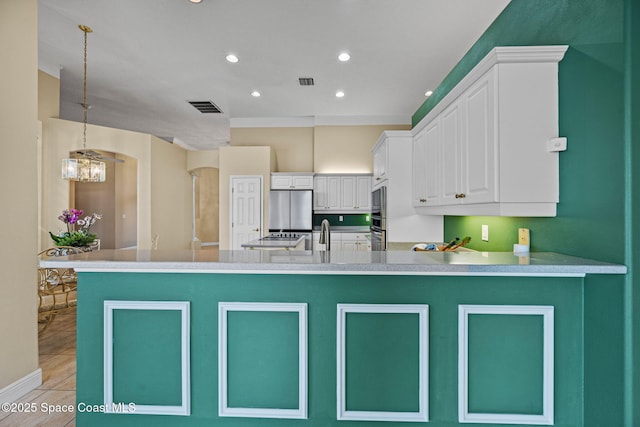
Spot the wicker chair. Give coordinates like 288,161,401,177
37,246,83,333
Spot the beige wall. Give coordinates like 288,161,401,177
231,127,314,172
41,118,197,250
150,136,192,250
0,0,39,390
38,70,59,121
228,124,410,174
115,153,138,248
74,156,117,248
195,168,219,243
313,124,410,173
187,149,219,171
218,146,272,249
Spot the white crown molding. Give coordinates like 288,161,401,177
413,45,568,135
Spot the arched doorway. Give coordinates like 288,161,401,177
72,151,138,249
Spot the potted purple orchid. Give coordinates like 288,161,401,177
50,209,102,248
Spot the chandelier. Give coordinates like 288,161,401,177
61,25,106,183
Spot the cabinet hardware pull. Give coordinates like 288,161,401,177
455,193,467,199
252,228,259,232
419,198,427,203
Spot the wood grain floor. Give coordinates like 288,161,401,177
0,312,76,427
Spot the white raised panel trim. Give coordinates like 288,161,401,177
458,304,554,425
336,303,429,422
103,300,191,416
218,302,308,419
412,45,568,135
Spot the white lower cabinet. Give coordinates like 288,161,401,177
340,233,371,251
312,232,371,251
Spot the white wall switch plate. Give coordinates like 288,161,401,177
518,228,530,245
481,224,489,241
547,137,567,152
339,215,343,221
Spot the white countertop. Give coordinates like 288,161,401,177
39,249,627,277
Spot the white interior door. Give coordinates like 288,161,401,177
230,175,263,250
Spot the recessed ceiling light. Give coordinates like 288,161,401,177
188,0,202,3
225,54,239,63
336,91,345,98
338,52,351,62
251,91,261,97
425,90,433,97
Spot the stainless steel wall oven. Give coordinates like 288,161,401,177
370,186,387,250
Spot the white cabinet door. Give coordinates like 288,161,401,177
355,175,372,210
315,175,371,212
341,175,371,211
461,70,497,204
372,139,388,186
313,176,328,210
340,176,357,209
413,120,440,206
440,100,463,205
271,175,292,189
314,175,341,211
272,174,314,189
339,233,371,251
291,174,314,189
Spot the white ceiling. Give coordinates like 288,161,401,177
38,0,510,150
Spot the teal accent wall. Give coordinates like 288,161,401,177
77,271,585,426
112,309,183,406
345,312,420,412
411,1,637,424
313,213,370,227
226,310,300,409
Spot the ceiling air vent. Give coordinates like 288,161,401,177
188,100,223,113
298,77,315,86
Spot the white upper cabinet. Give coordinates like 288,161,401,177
271,173,314,190
376,130,444,244
412,45,568,217
314,174,372,212
372,139,388,187
313,175,341,210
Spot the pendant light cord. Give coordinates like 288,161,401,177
79,25,92,150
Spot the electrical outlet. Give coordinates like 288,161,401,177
518,228,530,246
481,224,489,241
339,215,344,222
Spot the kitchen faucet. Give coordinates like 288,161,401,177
319,219,331,251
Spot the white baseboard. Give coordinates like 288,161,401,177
0,369,42,403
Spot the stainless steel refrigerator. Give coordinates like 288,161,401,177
269,190,313,248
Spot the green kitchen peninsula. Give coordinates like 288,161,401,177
41,249,625,427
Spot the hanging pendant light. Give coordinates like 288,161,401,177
61,25,106,183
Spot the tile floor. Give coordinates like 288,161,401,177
0,312,76,426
